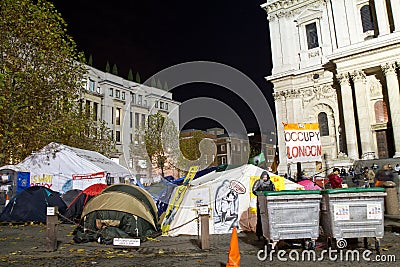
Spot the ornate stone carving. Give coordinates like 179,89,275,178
285,88,302,99
267,14,278,21
366,75,383,98
381,62,397,76
351,70,366,83
273,91,286,101
303,84,336,102
336,73,350,86
264,0,326,20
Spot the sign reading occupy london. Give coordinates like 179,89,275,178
283,123,322,163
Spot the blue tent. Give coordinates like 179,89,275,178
146,178,177,216
145,167,217,215
0,186,66,223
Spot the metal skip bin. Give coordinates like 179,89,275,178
320,187,386,253
257,190,322,250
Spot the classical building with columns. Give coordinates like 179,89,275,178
261,0,400,175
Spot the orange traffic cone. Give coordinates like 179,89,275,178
5,194,9,206
226,226,240,266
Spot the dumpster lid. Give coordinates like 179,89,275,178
259,190,321,196
321,187,386,194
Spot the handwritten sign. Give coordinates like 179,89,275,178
284,123,322,163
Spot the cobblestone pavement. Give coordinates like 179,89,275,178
0,222,399,267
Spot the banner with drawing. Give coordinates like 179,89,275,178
213,179,245,234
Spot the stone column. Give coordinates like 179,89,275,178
352,70,374,155
285,90,295,122
382,62,400,157
374,0,390,35
274,92,288,175
337,73,359,159
389,0,400,32
292,97,304,123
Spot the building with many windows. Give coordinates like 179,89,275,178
209,129,250,166
178,128,279,168
262,0,400,175
179,128,250,167
82,65,180,178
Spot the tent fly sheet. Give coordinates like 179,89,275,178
162,164,303,236
73,184,160,244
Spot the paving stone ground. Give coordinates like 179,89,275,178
0,220,399,267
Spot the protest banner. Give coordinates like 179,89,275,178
283,123,322,163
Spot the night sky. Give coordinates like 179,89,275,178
52,0,274,132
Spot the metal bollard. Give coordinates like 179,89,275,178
383,181,400,215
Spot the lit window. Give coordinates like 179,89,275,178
138,95,142,105
374,100,388,123
116,108,121,125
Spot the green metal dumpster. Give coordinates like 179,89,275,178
320,187,386,252
257,190,321,250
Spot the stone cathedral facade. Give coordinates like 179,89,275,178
261,0,400,175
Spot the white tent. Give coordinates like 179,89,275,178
162,164,303,236
9,142,132,193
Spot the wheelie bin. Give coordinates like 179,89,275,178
257,190,321,250
320,187,386,253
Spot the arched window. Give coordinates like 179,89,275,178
360,5,375,32
318,112,329,136
374,100,388,123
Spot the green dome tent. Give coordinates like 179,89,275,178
73,184,160,244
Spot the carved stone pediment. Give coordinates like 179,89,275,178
294,8,323,25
